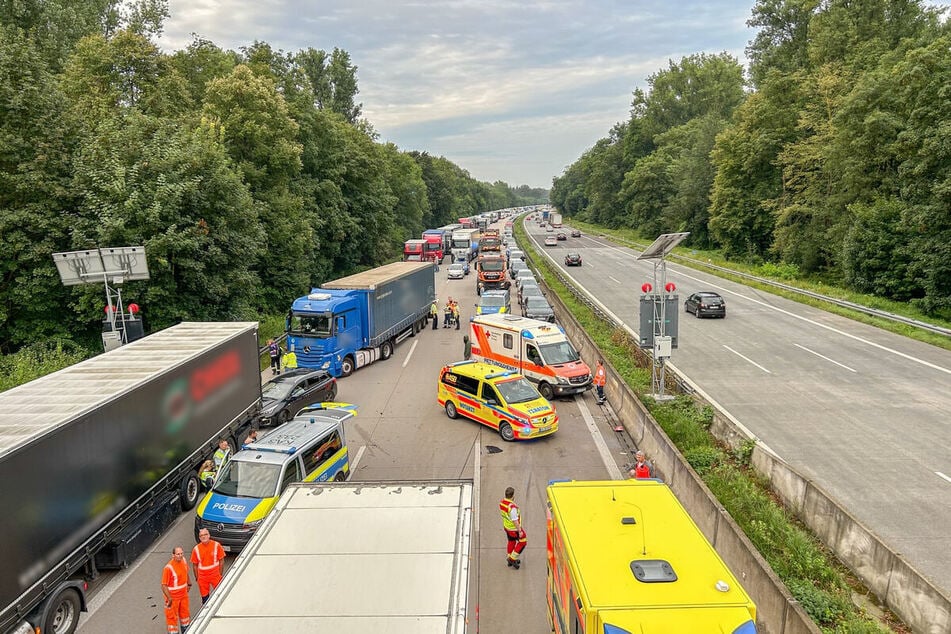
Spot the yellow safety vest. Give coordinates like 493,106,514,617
499,498,519,531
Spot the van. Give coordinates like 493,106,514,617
437,360,558,441
194,406,352,551
469,314,592,400
477,289,511,315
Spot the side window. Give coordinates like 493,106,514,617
526,344,542,366
291,383,307,398
455,374,480,395
503,333,514,349
280,458,302,493
303,430,343,475
482,384,500,405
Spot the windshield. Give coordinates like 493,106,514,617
496,377,541,404
261,379,294,401
538,340,580,364
213,460,282,499
526,297,550,308
480,260,505,272
424,243,440,253
481,295,507,307
451,238,470,248
292,314,331,337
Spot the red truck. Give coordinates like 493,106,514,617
421,230,446,263
402,239,426,261
476,252,510,295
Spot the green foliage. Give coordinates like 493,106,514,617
683,446,724,474
756,261,802,280
786,579,851,626
0,340,91,391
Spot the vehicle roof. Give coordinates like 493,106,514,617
448,262,465,268
233,412,351,464
265,368,329,384
472,313,565,335
0,322,258,459
697,291,724,297
321,261,431,290
445,360,521,382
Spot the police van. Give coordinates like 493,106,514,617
194,405,352,551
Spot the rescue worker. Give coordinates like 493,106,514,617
499,487,526,569
451,302,460,330
431,299,439,330
629,450,655,479
161,546,192,633
593,358,606,404
191,529,226,604
282,347,297,370
242,429,258,446
198,460,216,489
267,339,280,375
212,438,230,471
444,298,454,328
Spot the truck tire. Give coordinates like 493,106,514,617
499,422,516,442
445,401,458,419
538,382,554,400
341,356,355,377
180,473,201,510
381,340,394,360
44,588,81,634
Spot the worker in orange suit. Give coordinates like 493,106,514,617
191,528,226,604
161,546,192,633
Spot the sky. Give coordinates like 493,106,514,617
158,1,755,189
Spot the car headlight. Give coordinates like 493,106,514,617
557,376,570,385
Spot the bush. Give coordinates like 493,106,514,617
757,261,802,280
684,446,723,474
0,340,91,392
786,579,850,626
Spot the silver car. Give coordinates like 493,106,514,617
447,263,466,279
523,296,555,322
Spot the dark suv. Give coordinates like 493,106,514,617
684,292,727,318
564,252,582,266
259,368,337,426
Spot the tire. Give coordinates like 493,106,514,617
327,384,338,401
381,340,394,361
179,473,200,510
341,356,355,377
44,588,81,634
538,382,554,400
445,401,458,419
278,409,291,424
334,470,347,482
695,308,702,319
499,422,515,442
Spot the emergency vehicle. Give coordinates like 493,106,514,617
194,405,353,551
469,314,592,400
546,479,758,634
437,361,558,441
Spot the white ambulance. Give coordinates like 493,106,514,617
469,314,592,400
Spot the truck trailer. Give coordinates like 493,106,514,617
286,261,435,377
0,322,262,634
187,480,473,633
451,228,481,262
550,212,562,228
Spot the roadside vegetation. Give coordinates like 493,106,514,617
516,221,905,633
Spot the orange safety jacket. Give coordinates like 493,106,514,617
593,365,606,387
162,559,190,598
191,540,225,576
499,497,519,531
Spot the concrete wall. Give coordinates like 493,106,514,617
538,260,951,633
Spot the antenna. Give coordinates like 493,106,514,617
621,501,648,556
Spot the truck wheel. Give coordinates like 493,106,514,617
445,401,458,419
341,356,355,377
180,473,200,510
499,422,516,442
538,382,554,400
381,340,394,360
45,588,81,634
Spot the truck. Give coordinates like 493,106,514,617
0,322,261,634
550,212,563,228
421,229,447,263
478,228,502,254
286,261,435,377
437,223,462,255
546,479,757,633
187,480,473,633
475,252,510,295
402,238,426,261
542,209,550,223
451,227,481,262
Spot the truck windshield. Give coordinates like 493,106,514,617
292,314,332,337
496,377,540,404
538,341,580,365
480,260,505,272
451,239,470,248
213,460,282,499
424,243,440,253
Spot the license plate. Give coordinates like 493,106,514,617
222,545,231,552
538,426,551,433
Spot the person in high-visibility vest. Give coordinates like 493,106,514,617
593,358,606,404
161,546,192,634
191,529,226,604
198,460,216,489
212,438,230,471
431,300,439,330
499,487,526,569
282,348,297,370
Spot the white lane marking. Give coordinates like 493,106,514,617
793,343,857,373
722,345,772,374
402,338,419,368
608,276,622,285
351,444,367,472
575,395,624,480
473,435,481,534
936,472,951,485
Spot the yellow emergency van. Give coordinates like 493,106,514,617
437,360,558,441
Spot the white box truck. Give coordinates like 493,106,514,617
187,480,473,634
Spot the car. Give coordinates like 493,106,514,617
514,269,535,288
437,361,558,441
518,282,543,307
523,296,555,322
510,259,528,279
447,263,466,279
454,256,470,275
564,252,582,266
684,291,727,318
259,368,338,427
476,289,511,315
509,249,524,263
546,225,554,232
570,229,582,238
544,236,557,246
556,232,567,241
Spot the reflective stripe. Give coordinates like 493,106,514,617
499,498,518,531
192,542,222,570
165,564,187,591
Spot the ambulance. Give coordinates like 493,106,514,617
469,314,592,400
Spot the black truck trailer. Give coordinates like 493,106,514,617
0,322,262,634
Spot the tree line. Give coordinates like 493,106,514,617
0,0,547,353
550,0,949,317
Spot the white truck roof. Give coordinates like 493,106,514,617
188,480,473,634
321,261,432,290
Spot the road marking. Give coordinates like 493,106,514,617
608,276,622,285
575,395,623,480
402,339,419,368
351,444,367,472
473,435,481,534
793,343,857,373
722,345,772,374
937,472,951,485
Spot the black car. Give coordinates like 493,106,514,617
556,232,567,241
259,368,337,426
684,292,727,318
570,229,582,238
564,252,582,266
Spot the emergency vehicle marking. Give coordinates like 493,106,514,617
439,382,557,439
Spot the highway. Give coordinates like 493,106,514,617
75,220,632,633
523,217,951,598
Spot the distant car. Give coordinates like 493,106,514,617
570,229,582,238
259,368,337,426
447,263,466,279
544,236,557,246
518,282,542,307
509,249,524,263
564,252,582,266
546,225,554,232
510,260,528,279
523,296,555,322
556,232,567,241
514,269,535,288
684,291,727,318
454,257,470,275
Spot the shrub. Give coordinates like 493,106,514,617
786,579,850,626
684,446,723,474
